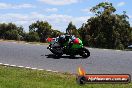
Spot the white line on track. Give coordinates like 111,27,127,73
25,67,31,69
0,63,62,74
18,66,24,68
10,65,16,67
31,68,37,70
4,64,10,66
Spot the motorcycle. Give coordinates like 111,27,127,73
46,37,90,58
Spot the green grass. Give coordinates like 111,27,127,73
0,65,131,88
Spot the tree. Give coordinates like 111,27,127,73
0,23,24,40
79,2,131,49
50,30,62,38
66,22,79,37
0,23,7,39
24,32,40,42
5,30,19,40
29,21,52,42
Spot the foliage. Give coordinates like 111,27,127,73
29,21,53,42
78,2,132,49
0,21,62,42
50,30,62,38
0,23,24,40
4,30,19,40
24,32,40,42
29,20,62,42
66,22,80,37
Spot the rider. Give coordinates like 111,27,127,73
57,34,75,48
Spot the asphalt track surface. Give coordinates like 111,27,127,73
0,42,132,76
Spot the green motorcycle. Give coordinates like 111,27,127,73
47,37,90,58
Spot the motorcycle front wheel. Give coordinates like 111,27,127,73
80,48,90,58
53,47,63,57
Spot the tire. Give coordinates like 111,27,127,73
70,54,75,58
54,54,62,59
52,47,63,58
80,48,90,58
49,49,62,59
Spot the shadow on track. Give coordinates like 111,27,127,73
44,54,86,59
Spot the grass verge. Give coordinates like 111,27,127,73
0,65,131,88
0,39,48,45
